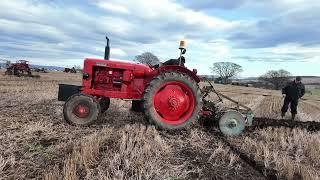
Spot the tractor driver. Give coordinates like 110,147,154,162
281,76,305,120
162,56,185,66
153,56,185,68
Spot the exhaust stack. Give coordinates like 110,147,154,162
104,36,110,60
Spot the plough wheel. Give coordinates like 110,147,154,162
219,111,245,136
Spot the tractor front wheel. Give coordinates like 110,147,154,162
143,72,202,130
63,94,101,125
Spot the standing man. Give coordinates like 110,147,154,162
281,76,305,120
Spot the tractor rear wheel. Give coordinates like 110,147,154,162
143,72,202,130
5,69,13,75
63,94,101,125
13,68,20,77
219,111,245,136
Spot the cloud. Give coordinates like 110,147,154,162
0,19,68,43
226,1,320,48
111,48,127,57
232,55,306,63
182,0,318,11
0,0,318,76
0,1,137,63
0,0,241,62
94,0,240,31
96,2,130,14
182,0,249,10
231,43,320,64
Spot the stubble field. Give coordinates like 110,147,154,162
0,71,319,180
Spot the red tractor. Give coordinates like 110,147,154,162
64,67,77,73
5,60,32,77
59,37,253,136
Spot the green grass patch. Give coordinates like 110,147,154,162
27,143,55,161
305,85,320,96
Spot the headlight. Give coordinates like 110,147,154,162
83,73,89,80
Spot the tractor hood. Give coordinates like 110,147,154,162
83,58,153,74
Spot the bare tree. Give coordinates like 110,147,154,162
210,62,243,84
6,60,11,68
74,65,83,73
259,69,291,90
134,52,160,66
0,59,10,69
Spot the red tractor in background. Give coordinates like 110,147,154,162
64,67,77,73
5,60,33,77
59,36,253,135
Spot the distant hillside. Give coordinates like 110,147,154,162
29,64,65,71
0,63,65,71
290,76,320,85
199,75,320,85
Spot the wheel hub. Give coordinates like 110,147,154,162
153,82,194,123
168,97,179,110
73,104,89,118
219,111,245,136
227,119,238,128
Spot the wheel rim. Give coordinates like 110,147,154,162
73,104,90,118
152,81,195,125
219,111,245,136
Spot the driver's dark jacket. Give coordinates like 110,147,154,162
162,57,185,66
282,81,305,100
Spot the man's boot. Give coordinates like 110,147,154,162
291,113,296,121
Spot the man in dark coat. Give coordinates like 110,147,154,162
281,76,305,120
152,56,185,68
162,56,185,66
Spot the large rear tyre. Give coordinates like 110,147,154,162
13,68,20,76
143,72,202,130
5,70,13,75
27,71,33,77
63,94,101,125
219,111,245,136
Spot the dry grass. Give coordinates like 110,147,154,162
0,71,319,179
229,128,320,179
44,125,174,179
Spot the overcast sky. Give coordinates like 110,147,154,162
0,0,319,77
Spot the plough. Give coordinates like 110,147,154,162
200,78,320,134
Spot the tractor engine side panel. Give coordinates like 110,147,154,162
92,66,124,91
81,59,151,99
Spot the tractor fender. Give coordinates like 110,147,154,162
157,66,200,83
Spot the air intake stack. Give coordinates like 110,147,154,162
104,36,110,60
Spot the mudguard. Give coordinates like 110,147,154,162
58,84,81,101
158,65,200,83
